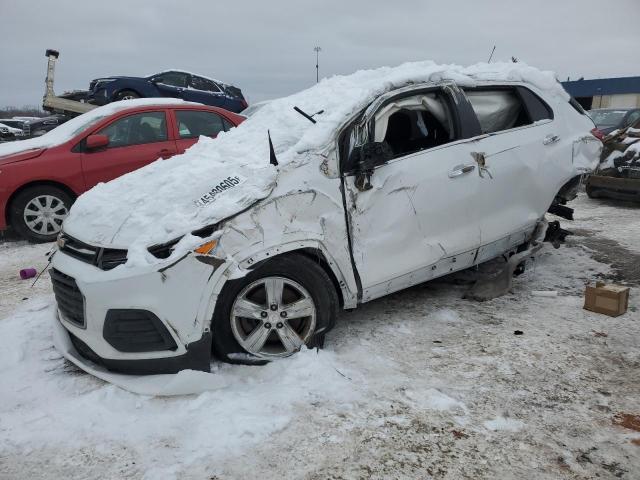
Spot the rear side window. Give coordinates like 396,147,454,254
464,89,530,134
190,76,221,93
97,111,167,148
517,87,553,122
569,97,586,115
175,110,226,139
464,87,553,134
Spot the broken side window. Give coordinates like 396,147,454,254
373,92,458,158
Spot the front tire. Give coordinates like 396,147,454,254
115,90,140,101
9,185,73,243
212,254,339,364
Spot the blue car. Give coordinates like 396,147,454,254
87,70,248,113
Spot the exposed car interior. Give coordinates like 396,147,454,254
374,93,456,157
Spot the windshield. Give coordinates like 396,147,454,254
589,109,627,128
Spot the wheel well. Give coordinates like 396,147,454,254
295,248,346,309
253,248,346,309
5,181,78,227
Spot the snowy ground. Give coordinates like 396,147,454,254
0,193,639,480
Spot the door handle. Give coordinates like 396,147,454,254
158,149,173,159
448,164,476,178
543,134,560,145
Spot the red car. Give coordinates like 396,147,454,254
0,101,245,242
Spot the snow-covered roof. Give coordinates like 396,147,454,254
0,98,201,158
62,61,567,261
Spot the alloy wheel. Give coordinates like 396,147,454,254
230,276,316,358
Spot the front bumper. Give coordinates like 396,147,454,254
51,247,226,374
54,317,212,374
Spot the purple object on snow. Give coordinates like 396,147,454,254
20,268,37,280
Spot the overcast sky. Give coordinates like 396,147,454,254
1,0,638,108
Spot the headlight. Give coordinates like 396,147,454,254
194,239,218,255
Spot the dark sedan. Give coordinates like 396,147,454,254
589,108,640,136
87,70,248,113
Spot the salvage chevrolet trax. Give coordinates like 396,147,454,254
50,61,601,376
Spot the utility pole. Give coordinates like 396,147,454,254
314,46,321,83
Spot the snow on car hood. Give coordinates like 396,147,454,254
0,99,200,158
62,60,568,265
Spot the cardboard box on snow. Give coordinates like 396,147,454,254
584,282,630,317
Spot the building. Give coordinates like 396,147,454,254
562,76,640,110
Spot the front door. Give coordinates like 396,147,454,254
152,71,189,100
81,110,177,189
342,87,481,301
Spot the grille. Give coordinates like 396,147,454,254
59,234,127,271
50,269,85,328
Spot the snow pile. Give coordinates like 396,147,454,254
0,299,361,476
61,61,566,260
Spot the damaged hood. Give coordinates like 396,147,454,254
63,135,277,251
63,60,569,265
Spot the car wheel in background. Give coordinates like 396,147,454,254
211,253,338,364
115,90,140,101
9,186,73,243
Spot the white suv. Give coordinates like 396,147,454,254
50,62,601,376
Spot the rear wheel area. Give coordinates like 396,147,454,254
211,254,339,364
9,186,73,243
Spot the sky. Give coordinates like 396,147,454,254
0,0,638,108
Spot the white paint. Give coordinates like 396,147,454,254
48,61,601,375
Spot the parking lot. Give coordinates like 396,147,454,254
0,192,638,479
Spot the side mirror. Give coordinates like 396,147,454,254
348,142,393,192
349,142,393,171
86,134,109,150
150,77,161,84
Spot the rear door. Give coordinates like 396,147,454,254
342,85,482,301
460,85,558,261
171,109,230,153
81,110,177,189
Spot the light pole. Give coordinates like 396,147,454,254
314,46,321,83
